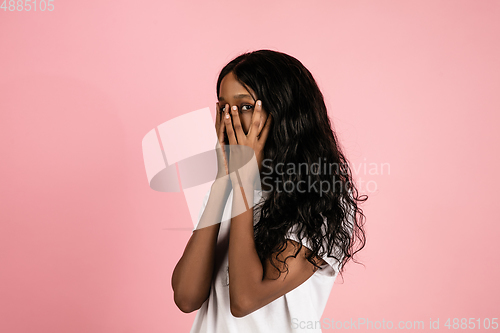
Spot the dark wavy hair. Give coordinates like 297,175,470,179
216,50,367,278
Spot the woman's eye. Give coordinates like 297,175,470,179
241,104,254,112
219,105,226,113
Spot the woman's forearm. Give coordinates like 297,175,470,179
171,180,231,312
227,181,265,315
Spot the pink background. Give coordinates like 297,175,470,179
1,0,499,332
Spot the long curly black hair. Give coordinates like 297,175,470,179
216,50,367,278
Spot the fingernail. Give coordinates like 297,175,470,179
232,105,237,110
257,100,262,106
225,113,230,119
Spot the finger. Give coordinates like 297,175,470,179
224,104,238,145
230,105,246,142
215,102,221,150
257,113,272,146
216,102,225,144
247,100,262,140
256,101,268,135
215,101,220,131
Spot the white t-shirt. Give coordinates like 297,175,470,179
189,188,342,333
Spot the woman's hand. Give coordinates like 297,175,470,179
215,102,230,182
223,100,272,186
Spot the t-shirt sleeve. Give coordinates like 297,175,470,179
285,215,344,277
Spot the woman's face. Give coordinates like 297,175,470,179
218,71,267,135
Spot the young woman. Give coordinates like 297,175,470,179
171,50,367,332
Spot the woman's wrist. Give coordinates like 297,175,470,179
212,174,232,190
231,169,259,188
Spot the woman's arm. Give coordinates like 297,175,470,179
222,102,324,317
171,179,231,313
227,181,324,318
172,101,234,313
